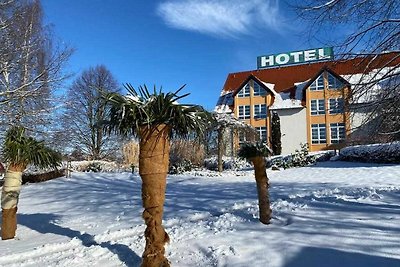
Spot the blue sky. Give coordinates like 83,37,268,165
42,0,322,110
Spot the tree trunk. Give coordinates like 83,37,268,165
139,124,171,267
217,128,224,172
250,157,272,224
1,164,25,240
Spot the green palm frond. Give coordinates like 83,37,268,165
238,142,273,159
103,84,214,138
2,126,62,169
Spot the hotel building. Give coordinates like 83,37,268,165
215,49,399,154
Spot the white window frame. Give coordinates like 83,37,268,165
310,99,325,115
329,98,344,114
311,124,326,144
310,75,324,91
238,105,250,120
237,83,250,97
238,131,248,144
256,126,267,142
327,73,343,90
254,104,267,119
253,82,267,96
330,123,345,143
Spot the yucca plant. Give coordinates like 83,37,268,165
1,126,61,240
238,142,272,224
104,84,212,267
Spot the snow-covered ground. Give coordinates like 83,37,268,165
1,161,400,267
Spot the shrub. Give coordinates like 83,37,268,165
122,141,139,167
338,142,400,163
169,159,194,174
269,143,317,169
85,162,102,172
204,156,251,171
169,139,205,174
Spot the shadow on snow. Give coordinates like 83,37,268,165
18,213,142,267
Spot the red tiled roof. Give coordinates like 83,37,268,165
222,52,400,94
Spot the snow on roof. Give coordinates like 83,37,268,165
260,81,278,96
270,81,307,110
342,66,398,104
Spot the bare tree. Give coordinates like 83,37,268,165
0,0,72,132
294,0,400,141
63,65,121,160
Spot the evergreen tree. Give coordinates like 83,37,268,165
270,112,282,155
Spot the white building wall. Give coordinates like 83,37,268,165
275,108,307,155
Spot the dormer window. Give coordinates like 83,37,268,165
253,82,267,96
237,83,250,97
310,75,324,91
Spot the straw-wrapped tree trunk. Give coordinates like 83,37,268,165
1,163,24,240
104,84,211,266
1,126,61,240
238,142,272,224
249,156,271,224
139,125,171,267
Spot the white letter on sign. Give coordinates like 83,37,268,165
304,50,316,61
276,54,290,65
290,51,303,63
261,55,274,67
318,48,329,59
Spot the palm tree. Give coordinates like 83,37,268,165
104,84,211,267
1,126,61,240
238,142,272,224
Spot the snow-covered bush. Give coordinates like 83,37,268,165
84,162,102,172
338,142,400,163
169,159,194,174
268,143,317,169
204,156,251,171
68,160,128,172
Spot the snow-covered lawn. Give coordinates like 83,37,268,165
1,161,400,267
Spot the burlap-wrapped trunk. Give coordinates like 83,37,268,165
1,164,25,240
139,124,171,267
250,157,272,224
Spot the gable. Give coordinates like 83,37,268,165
222,52,400,95
232,75,275,97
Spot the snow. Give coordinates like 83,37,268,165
342,67,398,104
1,162,400,266
270,81,307,110
213,104,232,114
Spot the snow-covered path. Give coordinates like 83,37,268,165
0,161,399,266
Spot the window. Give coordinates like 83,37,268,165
238,131,248,144
237,83,250,97
310,75,324,91
310,99,325,115
254,104,267,119
238,105,250,119
253,82,267,96
330,123,345,143
311,124,326,144
327,73,343,89
256,127,267,142
329,98,344,114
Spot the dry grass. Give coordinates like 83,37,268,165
170,139,205,167
122,141,139,167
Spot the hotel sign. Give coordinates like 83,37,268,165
257,47,334,69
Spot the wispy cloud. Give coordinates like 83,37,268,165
156,0,282,38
